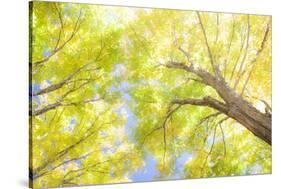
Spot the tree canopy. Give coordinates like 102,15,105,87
29,2,271,188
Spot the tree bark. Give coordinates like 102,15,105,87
168,62,271,145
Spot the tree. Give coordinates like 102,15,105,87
30,2,272,188
29,2,143,188
165,12,271,145
124,10,271,177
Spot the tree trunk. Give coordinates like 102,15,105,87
167,62,272,145
225,99,271,145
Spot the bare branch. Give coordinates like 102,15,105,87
33,151,93,180
162,105,181,167
229,26,247,82
196,12,219,76
178,46,195,66
140,126,163,146
32,116,111,177
32,9,83,66
241,21,270,96
31,76,102,116
215,13,219,44
233,15,250,90
189,112,222,143
195,112,222,128
53,3,64,51
61,154,134,184
140,104,181,149
32,63,100,96
186,77,204,84
31,95,103,117
224,16,236,78
129,24,152,59
172,96,228,115
201,117,228,174
219,123,226,157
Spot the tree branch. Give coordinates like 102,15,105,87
233,15,250,90
53,3,64,51
201,117,228,174
219,123,226,157
171,96,228,114
162,105,181,167
224,16,236,78
196,12,219,76
241,21,270,96
32,9,83,66
229,27,247,82
31,64,100,96
32,115,111,177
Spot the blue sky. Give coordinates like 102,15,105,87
129,150,193,181
130,151,160,181
109,71,194,181
31,63,195,181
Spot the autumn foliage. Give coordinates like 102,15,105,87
29,2,271,188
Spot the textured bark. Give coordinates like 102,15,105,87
168,61,271,145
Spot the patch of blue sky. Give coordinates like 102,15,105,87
46,80,52,85
123,93,132,101
30,84,40,93
241,169,249,175
102,147,110,155
62,163,68,171
99,131,107,137
250,164,263,174
123,105,137,141
110,65,140,142
110,171,115,178
43,47,51,58
31,96,41,106
30,84,41,105
112,64,125,76
170,152,194,179
74,159,83,168
129,151,193,181
68,117,75,125
63,116,76,133
109,84,118,94
30,81,52,95
114,103,136,142
61,158,82,172
120,81,130,91
130,151,160,182
102,145,118,155
242,164,263,176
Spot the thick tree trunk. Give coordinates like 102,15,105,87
168,62,272,145
226,101,271,145
210,72,272,145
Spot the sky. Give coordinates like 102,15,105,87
109,64,194,181
29,4,271,187
31,74,264,181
